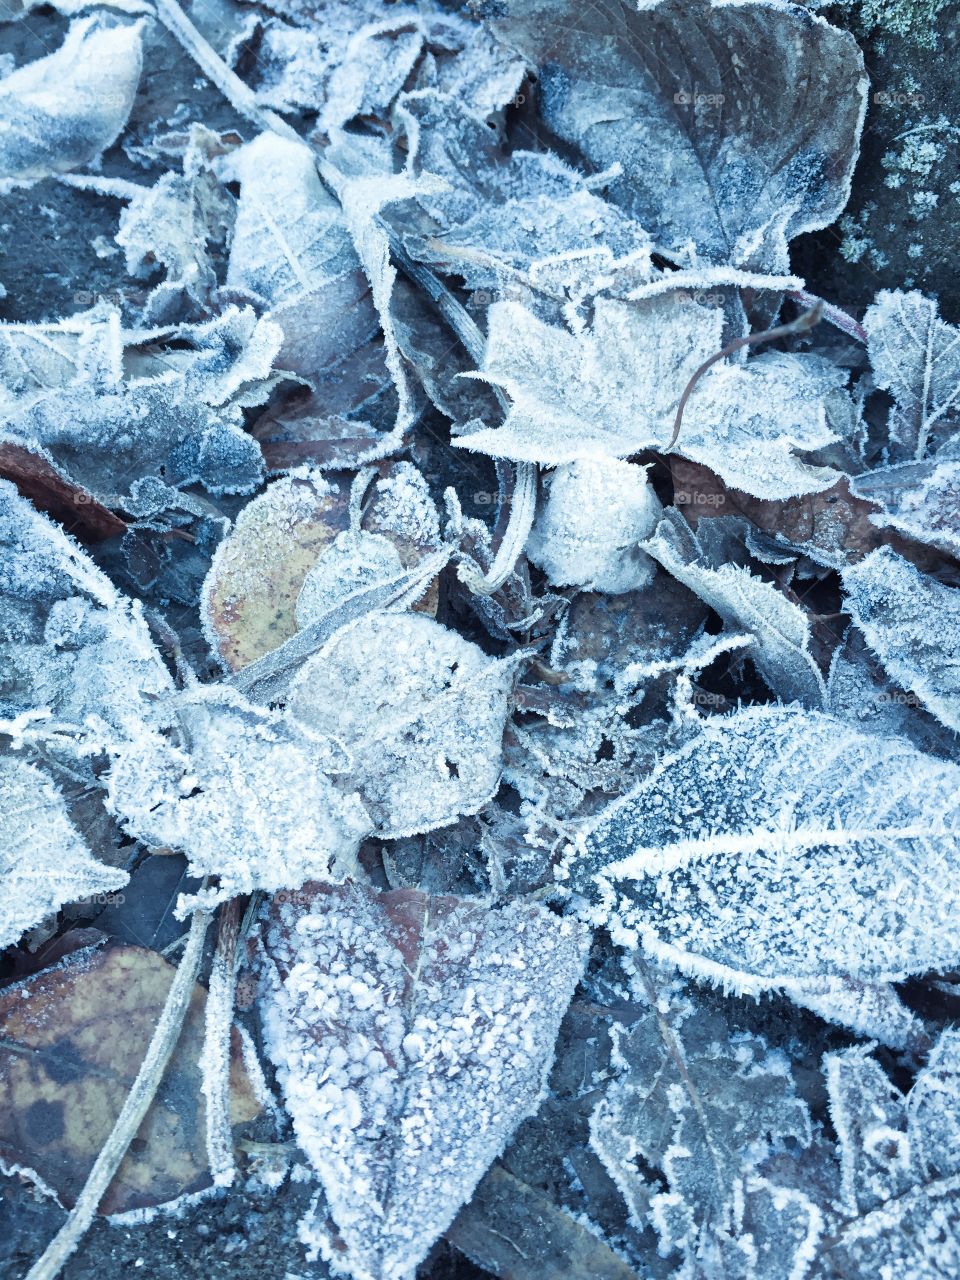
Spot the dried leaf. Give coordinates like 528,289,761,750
642,510,826,706
865,289,960,459
850,457,960,559
843,547,960,732
461,295,844,500
492,0,867,271
0,438,126,541
255,881,590,1280
0,944,261,1214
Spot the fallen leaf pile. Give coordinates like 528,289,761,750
2,1,960,1279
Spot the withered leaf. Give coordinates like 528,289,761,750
0,945,261,1214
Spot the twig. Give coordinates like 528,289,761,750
666,301,823,454
785,288,868,344
201,898,242,1186
25,907,212,1280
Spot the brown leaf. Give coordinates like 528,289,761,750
0,442,126,542
0,945,261,1214
447,1164,640,1280
671,458,914,566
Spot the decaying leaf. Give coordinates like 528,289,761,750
0,944,261,1214
0,16,143,190
591,976,815,1273
255,881,591,1280
0,756,128,951
0,438,127,541
843,547,960,733
851,457,960,559
820,1031,960,1278
642,510,826,706
201,468,350,672
569,703,960,990
289,611,518,837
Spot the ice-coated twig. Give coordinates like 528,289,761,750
152,0,535,595
25,905,212,1280
201,897,242,1187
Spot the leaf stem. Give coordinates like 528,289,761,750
24,908,212,1280
666,301,823,453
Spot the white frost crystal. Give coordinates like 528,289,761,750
527,458,661,593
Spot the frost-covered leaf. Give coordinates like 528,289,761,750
289,611,518,838
0,480,172,737
115,126,235,325
642,510,825,706
0,944,261,1213
255,880,590,1280
460,295,843,499
218,133,378,382
0,436,127,541
201,468,350,671
820,1032,960,1278
106,684,369,916
527,459,661,594
825,626,957,761
0,756,128,950
591,979,814,1272
865,289,960,459
843,547,960,733
492,0,867,271
0,16,143,190
851,457,960,558
1,306,277,503
569,704,960,989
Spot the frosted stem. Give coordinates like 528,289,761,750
201,897,242,1186
25,908,212,1280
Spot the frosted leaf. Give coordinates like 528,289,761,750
295,531,403,628
572,704,960,989
255,881,591,1280
1,305,277,502
642,511,825,707
527,459,661,594
0,480,172,738
843,547,960,733
288,612,518,838
218,133,378,382
851,457,960,559
0,16,143,191
115,127,235,325
460,295,843,499
781,976,928,1052
0,756,128,949
820,1033,960,1278
864,289,960,459
105,684,369,916
825,627,957,761
491,0,866,272
590,981,812,1268
201,468,350,672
